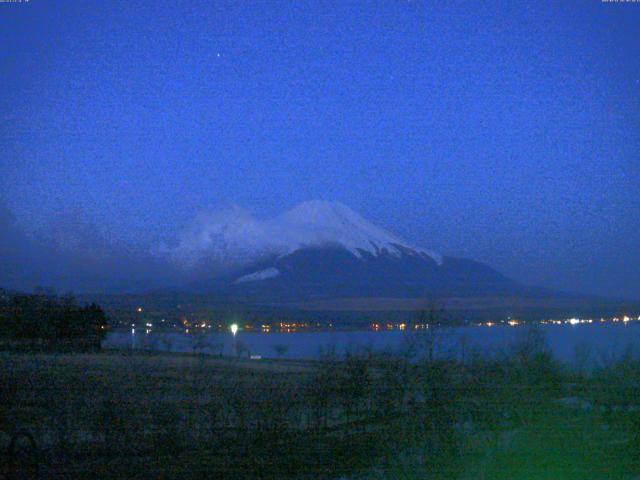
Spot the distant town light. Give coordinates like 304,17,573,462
137,307,143,313
568,318,580,325
231,323,238,336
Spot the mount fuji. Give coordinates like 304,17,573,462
162,200,526,304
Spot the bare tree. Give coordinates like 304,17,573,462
273,344,289,359
160,334,173,353
191,331,211,355
407,299,449,363
235,339,248,358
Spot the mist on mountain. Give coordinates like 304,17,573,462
0,202,179,294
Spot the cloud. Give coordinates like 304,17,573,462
158,205,264,271
0,203,180,294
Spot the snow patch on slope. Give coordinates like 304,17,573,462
235,267,280,283
164,200,442,270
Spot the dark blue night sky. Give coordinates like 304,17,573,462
1,1,639,298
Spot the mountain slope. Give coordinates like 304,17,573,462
164,200,441,272
171,200,525,303
192,246,524,303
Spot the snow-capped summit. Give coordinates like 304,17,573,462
164,200,442,270
278,200,441,262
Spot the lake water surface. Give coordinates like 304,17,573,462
104,322,640,366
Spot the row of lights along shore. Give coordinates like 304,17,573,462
129,306,640,334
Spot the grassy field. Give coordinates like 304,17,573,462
2,339,640,479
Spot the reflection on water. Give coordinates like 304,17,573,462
103,323,640,366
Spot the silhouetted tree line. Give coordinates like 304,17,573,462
0,288,108,350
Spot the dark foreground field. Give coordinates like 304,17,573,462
2,333,640,479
